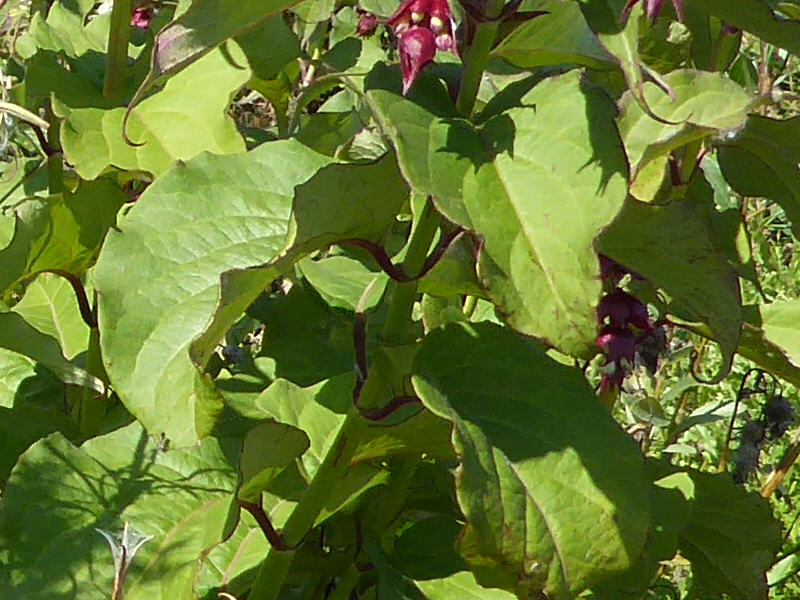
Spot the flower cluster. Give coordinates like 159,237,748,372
733,395,796,484
595,256,665,397
387,0,457,95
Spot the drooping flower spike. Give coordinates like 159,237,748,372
388,0,456,94
622,0,684,22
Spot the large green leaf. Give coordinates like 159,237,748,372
598,193,742,382
94,140,331,446
56,46,249,180
238,421,310,502
618,69,752,198
0,423,237,600
684,0,800,56
12,273,89,360
133,0,302,106
679,470,780,600
412,322,649,599
738,301,800,388
492,0,615,70
718,116,800,239
0,179,126,302
594,461,694,597
190,155,409,371
463,71,628,355
0,310,104,393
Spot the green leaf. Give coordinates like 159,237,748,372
196,511,269,598
0,405,79,483
299,255,388,312
738,301,800,388
0,423,237,599
0,179,126,302
679,470,780,600
133,0,302,106
365,537,429,600
492,0,615,70
718,116,800,239
12,273,89,360
0,349,45,407
246,283,355,386
0,310,104,393
237,375,391,525
598,193,742,383
392,516,468,580
463,71,628,355
56,46,249,180
416,572,518,599
238,421,310,502
19,1,108,58
417,233,484,298
363,67,459,201
190,155,408,373
235,15,301,81
594,460,694,597
579,1,656,125
247,376,350,475
412,322,649,599
618,69,752,196
94,140,331,446
683,0,800,56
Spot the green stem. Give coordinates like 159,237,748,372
78,323,108,436
454,0,506,118
381,198,441,342
462,295,477,317
248,409,370,600
46,108,62,194
103,0,132,103
455,22,499,118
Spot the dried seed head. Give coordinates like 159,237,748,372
739,419,766,445
765,395,795,439
733,441,760,484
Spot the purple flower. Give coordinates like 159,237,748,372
623,0,683,21
597,326,636,394
597,326,636,368
131,6,154,30
597,289,652,332
357,11,379,37
396,27,437,95
388,0,456,94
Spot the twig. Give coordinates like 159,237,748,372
42,269,97,328
238,499,293,551
359,395,421,421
